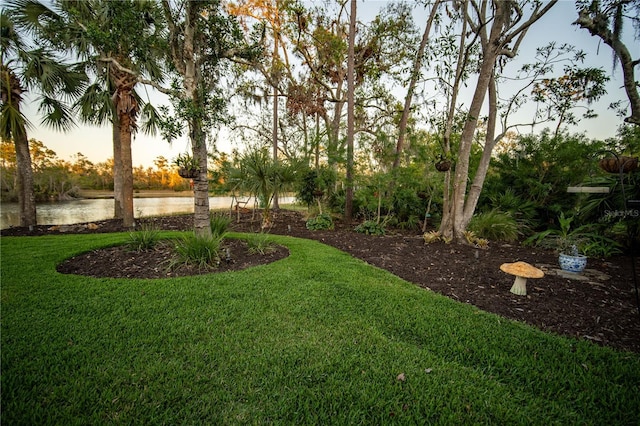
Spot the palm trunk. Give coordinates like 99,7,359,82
119,114,134,227
112,116,123,219
191,120,211,238
14,127,36,228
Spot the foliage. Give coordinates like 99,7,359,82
423,230,442,244
531,65,610,135
482,131,605,228
354,219,386,236
126,222,161,252
463,231,489,249
524,212,608,256
245,232,277,255
173,153,200,172
468,210,520,242
209,213,232,238
422,230,452,245
305,213,334,231
296,167,336,207
234,148,299,226
170,233,224,269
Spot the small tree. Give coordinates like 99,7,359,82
236,147,297,228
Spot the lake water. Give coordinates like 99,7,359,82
0,196,295,229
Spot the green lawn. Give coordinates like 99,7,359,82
2,233,639,424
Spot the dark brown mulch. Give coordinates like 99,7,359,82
3,210,639,353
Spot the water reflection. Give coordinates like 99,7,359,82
0,196,295,229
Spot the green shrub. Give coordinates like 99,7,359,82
306,213,334,231
355,220,386,236
170,234,224,269
210,213,232,238
397,214,421,230
246,233,277,255
468,210,520,242
127,223,161,251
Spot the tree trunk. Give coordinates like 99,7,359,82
443,0,555,242
119,113,134,227
183,3,211,238
14,127,36,228
450,49,498,242
438,2,470,238
192,125,211,237
272,34,280,210
393,0,440,170
344,0,356,222
112,115,123,219
462,71,498,224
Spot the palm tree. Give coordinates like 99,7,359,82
17,0,167,227
0,8,86,227
237,147,298,228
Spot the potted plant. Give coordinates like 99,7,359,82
525,213,593,273
435,154,452,172
598,155,638,174
174,153,200,179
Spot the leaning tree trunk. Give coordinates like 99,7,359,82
575,8,640,126
462,71,499,223
450,50,498,242
14,126,37,228
393,0,441,170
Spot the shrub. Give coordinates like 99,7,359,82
397,214,421,230
127,223,161,251
306,213,334,231
355,220,386,236
210,213,232,238
246,233,277,255
170,234,224,269
468,210,520,242
463,231,489,249
423,230,441,244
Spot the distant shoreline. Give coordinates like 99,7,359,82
77,189,196,199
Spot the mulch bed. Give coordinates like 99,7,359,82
3,209,639,353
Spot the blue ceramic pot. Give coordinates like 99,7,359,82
558,253,587,273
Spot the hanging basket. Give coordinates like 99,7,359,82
598,156,638,174
178,167,199,179
435,159,452,172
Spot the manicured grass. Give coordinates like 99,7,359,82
2,233,639,424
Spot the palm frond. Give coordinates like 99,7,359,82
140,102,161,136
73,82,114,126
37,96,76,132
0,102,31,141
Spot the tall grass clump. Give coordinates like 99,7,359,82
126,222,161,251
210,213,232,238
246,232,277,254
468,209,520,242
170,233,224,269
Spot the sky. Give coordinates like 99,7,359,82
20,0,639,168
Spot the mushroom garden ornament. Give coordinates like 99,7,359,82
500,261,544,296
